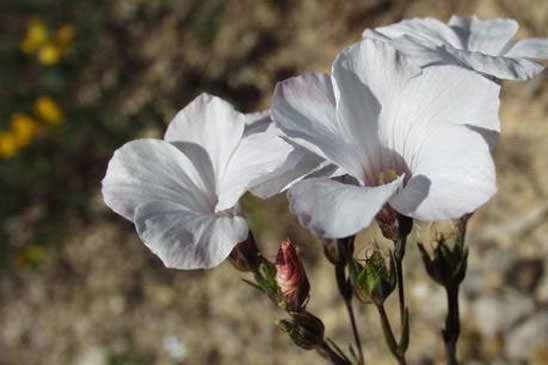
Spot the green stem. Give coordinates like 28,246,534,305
376,305,407,365
443,285,460,365
394,235,407,327
334,237,365,365
317,341,352,365
344,298,365,365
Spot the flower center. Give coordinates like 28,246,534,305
377,169,398,186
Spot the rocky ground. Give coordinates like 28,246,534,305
1,0,548,364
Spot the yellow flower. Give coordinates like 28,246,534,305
0,132,18,159
54,25,75,54
34,96,65,125
10,112,40,147
21,17,49,54
38,42,61,65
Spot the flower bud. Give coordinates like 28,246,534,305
275,239,310,311
322,237,354,266
376,205,413,242
416,216,470,287
228,232,261,272
276,311,325,350
322,239,340,265
349,249,396,306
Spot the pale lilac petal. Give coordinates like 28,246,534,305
449,15,518,55
134,201,248,269
164,93,245,181
249,145,327,199
389,35,456,67
444,45,545,80
216,127,294,211
381,64,500,161
287,176,404,239
390,124,496,220
368,17,462,49
102,139,215,221
272,72,365,179
331,39,421,182
505,38,548,59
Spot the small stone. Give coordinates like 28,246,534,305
163,335,187,362
505,258,544,294
75,345,107,365
505,313,548,360
472,291,534,339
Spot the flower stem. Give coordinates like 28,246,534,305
317,340,352,365
394,234,407,327
345,293,365,364
376,304,407,365
334,237,366,365
443,284,460,365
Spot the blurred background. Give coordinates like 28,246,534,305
1,0,548,364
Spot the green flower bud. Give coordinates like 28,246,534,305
276,311,325,350
349,250,396,306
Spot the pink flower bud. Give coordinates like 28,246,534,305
228,232,260,272
275,240,310,311
376,205,412,241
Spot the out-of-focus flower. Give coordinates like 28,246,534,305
21,17,49,54
363,15,548,81
54,25,75,54
102,93,296,269
273,38,499,239
34,96,65,125
37,43,61,65
0,132,18,159
275,240,310,311
21,17,74,65
10,112,40,147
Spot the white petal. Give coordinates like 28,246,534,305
164,93,245,182
331,39,421,182
102,139,215,221
444,45,545,80
272,72,365,179
370,17,462,49
249,145,327,199
216,127,294,211
449,15,518,55
134,201,248,269
243,110,271,135
389,34,456,67
505,38,548,59
287,176,404,239
381,64,500,161
390,123,496,220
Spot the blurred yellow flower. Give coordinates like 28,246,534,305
16,244,47,268
38,42,61,65
21,17,49,54
34,96,65,125
0,132,18,159
21,17,74,65
54,25,75,54
10,112,40,147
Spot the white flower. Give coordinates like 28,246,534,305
272,38,500,239
102,93,297,269
363,15,548,81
